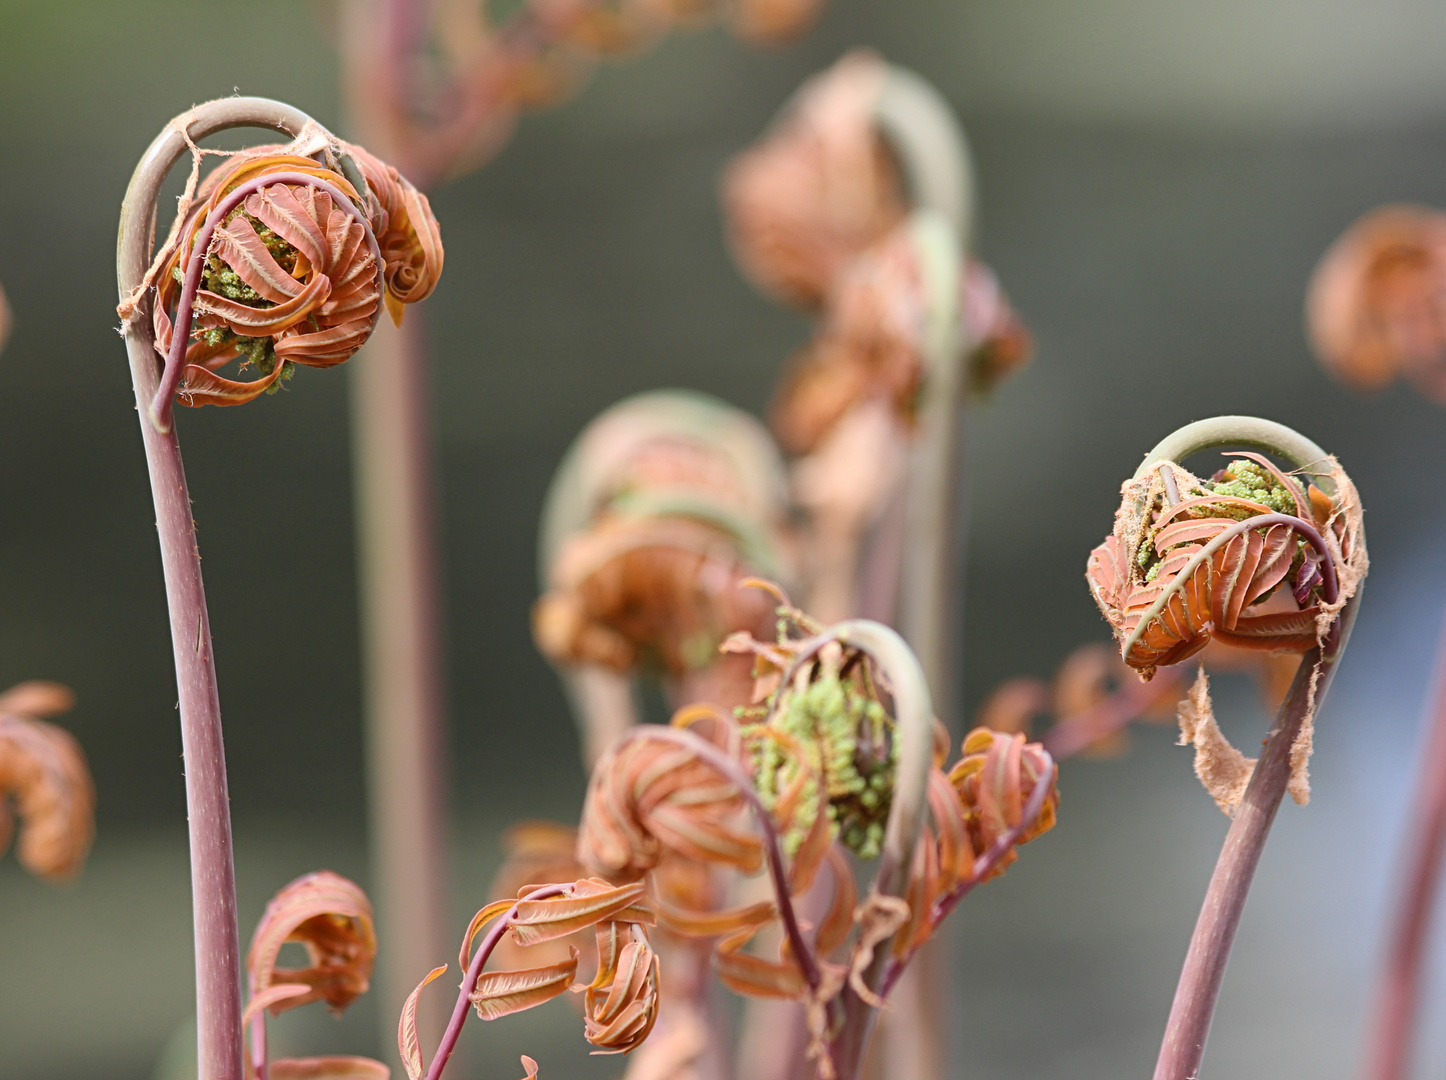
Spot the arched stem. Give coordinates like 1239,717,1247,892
1133,415,1334,493
1145,416,1364,1080
117,97,330,1080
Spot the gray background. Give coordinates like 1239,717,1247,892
1,0,1445,1077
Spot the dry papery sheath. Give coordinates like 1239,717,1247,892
125,129,441,410
1087,450,1366,810
0,682,93,881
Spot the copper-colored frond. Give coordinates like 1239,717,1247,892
148,137,440,412
947,728,1059,882
769,231,1031,456
247,870,377,1015
1087,456,1354,679
0,687,93,881
1307,204,1446,402
722,51,905,309
577,727,764,880
583,920,661,1054
341,142,445,319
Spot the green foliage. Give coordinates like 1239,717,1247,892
747,672,897,861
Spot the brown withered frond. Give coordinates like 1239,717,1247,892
730,0,827,44
772,231,1032,455
0,682,94,882
1307,204,1446,403
577,724,764,881
534,516,777,676
723,50,905,310
147,136,440,410
1087,452,1362,680
247,871,377,1015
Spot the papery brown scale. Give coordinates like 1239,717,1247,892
246,870,376,1015
0,693,94,881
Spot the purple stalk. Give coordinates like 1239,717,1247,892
1363,614,1446,1080
1152,645,1336,1080
1042,666,1190,761
117,98,358,1080
421,883,569,1080
150,170,385,432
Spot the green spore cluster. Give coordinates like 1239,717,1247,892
174,211,302,387
1135,459,1308,585
1201,459,1300,518
749,673,897,861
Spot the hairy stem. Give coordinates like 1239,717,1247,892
1364,613,1446,1080
815,621,935,1080
423,883,569,1080
1133,416,1334,493
117,97,320,1080
1152,647,1335,1080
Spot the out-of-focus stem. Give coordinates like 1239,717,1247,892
821,621,935,1080
565,666,640,768
895,209,964,728
1364,612,1446,1080
1041,665,1190,761
350,313,452,1053
342,0,452,1054
117,96,318,1080
1153,649,1334,1080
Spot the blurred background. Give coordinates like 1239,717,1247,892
3,0,1446,1077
